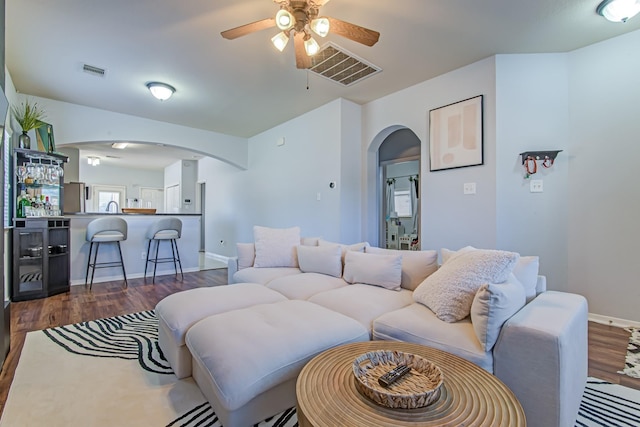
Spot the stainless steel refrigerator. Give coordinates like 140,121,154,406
63,182,86,213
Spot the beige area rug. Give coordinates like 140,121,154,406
0,311,296,427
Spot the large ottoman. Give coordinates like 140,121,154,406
185,299,370,427
155,283,287,378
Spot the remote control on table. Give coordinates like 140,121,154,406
378,364,411,387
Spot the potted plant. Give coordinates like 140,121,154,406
11,99,46,150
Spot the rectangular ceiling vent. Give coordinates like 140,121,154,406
309,43,381,87
82,63,107,78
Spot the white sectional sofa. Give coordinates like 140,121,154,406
157,226,588,427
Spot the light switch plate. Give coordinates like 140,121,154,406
463,182,476,195
530,180,543,193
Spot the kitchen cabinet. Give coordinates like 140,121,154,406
12,218,70,301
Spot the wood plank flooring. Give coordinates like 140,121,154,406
0,269,638,418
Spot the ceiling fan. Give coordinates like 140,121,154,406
221,0,380,69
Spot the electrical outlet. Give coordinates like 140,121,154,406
530,180,544,193
463,182,476,195
140,251,146,260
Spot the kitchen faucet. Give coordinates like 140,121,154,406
106,201,119,213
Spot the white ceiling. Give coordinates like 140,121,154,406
6,0,640,169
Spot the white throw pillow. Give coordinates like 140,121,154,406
343,251,402,291
413,249,520,322
297,244,343,278
366,246,438,291
253,226,301,268
236,243,255,270
318,239,369,263
512,256,540,301
471,274,526,352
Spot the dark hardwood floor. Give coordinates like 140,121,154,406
0,268,638,417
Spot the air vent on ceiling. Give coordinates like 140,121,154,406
82,63,107,77
309,43,381,86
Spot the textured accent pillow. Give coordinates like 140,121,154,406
318,239,369,263
440,246,476,264
413,249,520,322
366,246,438,291
253,226,301,268
471,274,526,352
236,243,255,270
343,251,402,290
297,244,343,278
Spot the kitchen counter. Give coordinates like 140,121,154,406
66,214,201,285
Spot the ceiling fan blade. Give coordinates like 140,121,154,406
221,18,276,40
327,17,380,47
294,32,312,69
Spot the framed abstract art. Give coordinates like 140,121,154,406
429,95,483,171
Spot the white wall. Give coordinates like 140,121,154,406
79,161,164,209
199,99,364,257
495,54,570,291
567,30,640,322
362,57,497,251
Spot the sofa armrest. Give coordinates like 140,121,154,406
493,291,587,427
227,257,239,284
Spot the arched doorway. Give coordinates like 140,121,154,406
377,128,421,250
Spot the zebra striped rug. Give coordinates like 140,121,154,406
0,311,638,426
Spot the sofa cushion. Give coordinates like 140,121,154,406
253,225,300,268
442,247,539,301
366,247,438,291
343,251,402,290
308,284,413,334
266,273,348,300
318,239,368,263
413,249,519,322
233,266,301,285
471,274,526,352
372,303,494,373
236,243,255,270
185,300,369,412
297,244,343,278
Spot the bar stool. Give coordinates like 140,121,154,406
85,217,128,290
144,217,183,283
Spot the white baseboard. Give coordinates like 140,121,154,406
205,252,230,264
70,267,201,286
589,313,640,329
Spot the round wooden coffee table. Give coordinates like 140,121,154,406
296,341,526,426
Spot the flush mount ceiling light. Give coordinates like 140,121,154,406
597,0,640,22
221,0,379,69
87,156,100,166
146,82,176,101
111,142,129,149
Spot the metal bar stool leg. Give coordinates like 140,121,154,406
172,239,184,280
89,242,100,290
85,242,94,287
169,239,178,277
116,241,128,287
152,239,160,283
144,239,152,278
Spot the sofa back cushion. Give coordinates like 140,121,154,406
343,251,402,291
318,239,368,264
237,243,256,270
413,249,520,322
297,244,343,278
366,247,438,291
471,274,526,351
253,226,301,268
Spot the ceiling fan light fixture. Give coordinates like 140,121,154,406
310,17,330,37
597,0,640,22
304,36,320,56
271,32,290,51
276,9,295,30
146,82,176,101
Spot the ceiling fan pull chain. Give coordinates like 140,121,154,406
306,70,310,90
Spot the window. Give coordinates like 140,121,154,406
90,185,126,212
394,190,412,217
